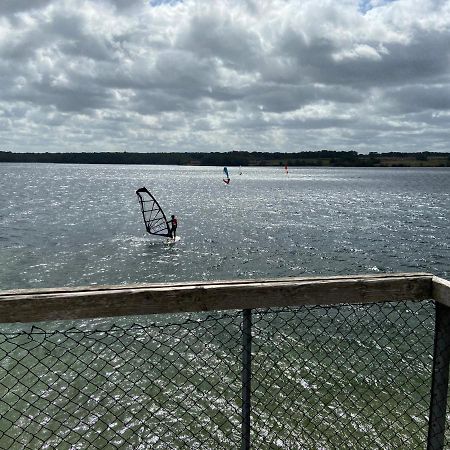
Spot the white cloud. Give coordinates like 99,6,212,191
333,44,384,62
0,0,449,153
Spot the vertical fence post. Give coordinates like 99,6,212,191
427,302,450,450
242,309,252,450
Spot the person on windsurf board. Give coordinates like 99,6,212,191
168,215,178,239
223,166,230,184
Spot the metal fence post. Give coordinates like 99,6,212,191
427,302,450,450
242,309,252,450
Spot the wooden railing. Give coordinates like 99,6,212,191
0,272,445,322
0,272,449,449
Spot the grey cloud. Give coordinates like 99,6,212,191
45,12,118,62
271,19,450,90
241,84,363,113
130,90,203,115
227,112,354,131
0,10,117,63
0,0,449,153
0,0,52,15
94,49,219,93
281,116,355,130
405,111,450,128
384,85,450,113
269,30,337,84
177,13,263,71
106,0,145,10
0,23,49,61
5,74,112,112
247,87,315,113
58,34,117,62
323,33,450,88
153,50,218,91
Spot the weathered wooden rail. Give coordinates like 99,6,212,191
0,272,445,322
1,272,449,449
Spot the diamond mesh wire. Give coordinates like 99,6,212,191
0,300,446,449
251,300,436,449
0,312,243,449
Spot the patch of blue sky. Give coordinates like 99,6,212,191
149,0,182,6
359,0,396,14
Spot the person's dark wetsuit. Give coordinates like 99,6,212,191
169,215,177,239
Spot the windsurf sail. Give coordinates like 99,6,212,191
136,187,171,237
239,165,242,175
223,166,230,184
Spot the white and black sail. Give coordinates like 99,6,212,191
136,187,171,237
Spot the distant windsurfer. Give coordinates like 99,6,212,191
168,215,178,239
223,166,230,184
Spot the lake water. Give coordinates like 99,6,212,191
0,164,449,449
1,164,448,289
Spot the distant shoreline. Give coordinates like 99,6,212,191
1,150,449,167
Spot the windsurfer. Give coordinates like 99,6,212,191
223,166,230,184
168,215,178,239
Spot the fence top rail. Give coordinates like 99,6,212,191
433,275,450,307
0,272,441,324
0,272,434,297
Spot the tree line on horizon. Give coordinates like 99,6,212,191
0,150,449,167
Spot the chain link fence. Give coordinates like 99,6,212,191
0,299,448,449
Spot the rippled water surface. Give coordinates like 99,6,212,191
0,164,449,448
1,164,449,289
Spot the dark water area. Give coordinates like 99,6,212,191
0,164,448,290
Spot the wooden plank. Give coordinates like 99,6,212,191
0,272,433,296
433,276,450,307
0,273,434,324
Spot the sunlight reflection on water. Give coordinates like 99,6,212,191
0,164,448,289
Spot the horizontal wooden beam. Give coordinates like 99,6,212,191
433,276,450,307
0,273,434,324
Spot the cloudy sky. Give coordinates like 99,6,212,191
0,0,449,153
